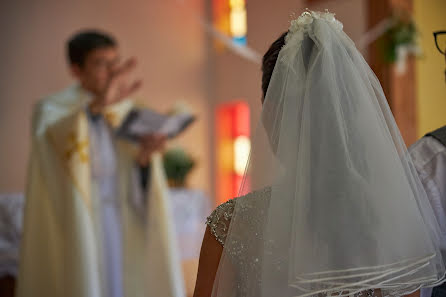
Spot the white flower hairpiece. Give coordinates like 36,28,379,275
287,9,343,39
281,10,344,62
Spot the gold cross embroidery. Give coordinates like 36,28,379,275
65,131,89,163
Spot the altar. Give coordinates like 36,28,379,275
0,189,211,291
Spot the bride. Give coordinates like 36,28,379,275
193,10,446,297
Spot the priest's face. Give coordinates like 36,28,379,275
71,46,120,96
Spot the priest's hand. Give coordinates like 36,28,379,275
137,134,167,166
89,57,142,114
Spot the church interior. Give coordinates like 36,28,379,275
0,0,445,297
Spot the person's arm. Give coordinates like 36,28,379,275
136,134,166,167
193,226,224,297
88,57,141,115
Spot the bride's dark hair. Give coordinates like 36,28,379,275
261,31,287,101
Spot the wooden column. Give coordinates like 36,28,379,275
368,0,417,145
390,56,417,145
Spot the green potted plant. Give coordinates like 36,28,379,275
381,10,420,74
163,147,195,188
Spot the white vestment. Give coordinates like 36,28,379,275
16,85,185,297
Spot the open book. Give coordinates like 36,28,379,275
117,108,195,141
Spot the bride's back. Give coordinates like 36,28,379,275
195,11,444,297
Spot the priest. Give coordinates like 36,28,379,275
16,30,185,297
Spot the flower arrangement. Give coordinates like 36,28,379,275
381,11,420,72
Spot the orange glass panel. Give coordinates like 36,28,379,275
216,101,250,205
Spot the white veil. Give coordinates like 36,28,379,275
211,11,446,297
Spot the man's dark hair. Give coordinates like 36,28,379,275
67,30,117,66
261,31,288,100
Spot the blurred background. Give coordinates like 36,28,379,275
0,0,445,296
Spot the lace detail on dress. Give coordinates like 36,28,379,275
320,289,377,297
205,187,271,246
206,198,237,245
